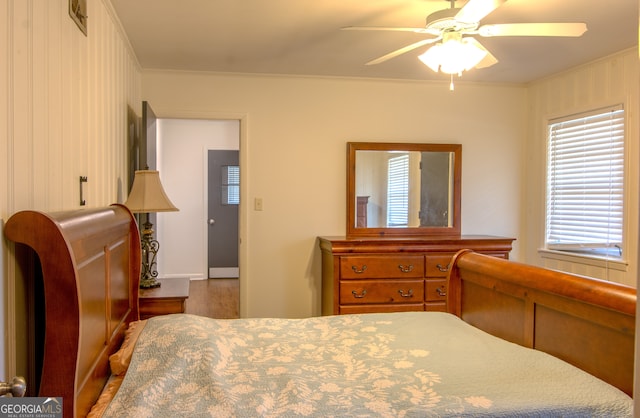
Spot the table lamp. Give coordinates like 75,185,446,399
124,170,179,288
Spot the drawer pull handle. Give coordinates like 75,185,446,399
351,265,367,274
436,286,447,297
436,263,451,272
398,264,414,273
398,289,414,298
352,289,367,298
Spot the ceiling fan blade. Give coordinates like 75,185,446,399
366,38,441,65
341,26,439,35
455,0,507,24
465,38,498,69
476,52,498,69
478,23,587,37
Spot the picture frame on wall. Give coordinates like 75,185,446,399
69,0,87,35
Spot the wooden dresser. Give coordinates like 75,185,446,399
319,235,514,315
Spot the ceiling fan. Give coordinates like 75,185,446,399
344,0,587,77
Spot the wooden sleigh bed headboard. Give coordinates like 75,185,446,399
448,249,636,396
4,205,140,418
3,207,636,417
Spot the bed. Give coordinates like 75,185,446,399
4,206,635,417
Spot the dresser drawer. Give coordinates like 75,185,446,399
340,304,424,315
425,255,455,277
425,279,448,302
340,255,425,279
340,280,424,304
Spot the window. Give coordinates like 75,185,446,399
221,165,240,205
545,105,624,258
387,154,409,226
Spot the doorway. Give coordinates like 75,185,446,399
157,118,240,282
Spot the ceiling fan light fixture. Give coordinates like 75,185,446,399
347,0,587,74
418,33,487,75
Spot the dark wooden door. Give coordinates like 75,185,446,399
208,150,239,278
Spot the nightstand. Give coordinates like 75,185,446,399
139,277,190,319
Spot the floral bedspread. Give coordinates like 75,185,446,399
102,312,632,417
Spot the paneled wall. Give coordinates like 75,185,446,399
523,49,639,287
1,0,141,379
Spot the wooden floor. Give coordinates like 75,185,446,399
185,278,239,319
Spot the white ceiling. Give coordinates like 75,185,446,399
109,0,638,84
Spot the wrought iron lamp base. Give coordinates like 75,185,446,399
139,221,161,288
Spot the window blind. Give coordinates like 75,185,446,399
546,105,624,257
222,165,240,205
387,154,409,226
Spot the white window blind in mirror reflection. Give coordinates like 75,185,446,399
546,105,624,258
387,154,409,226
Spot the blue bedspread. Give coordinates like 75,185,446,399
102,312,632,417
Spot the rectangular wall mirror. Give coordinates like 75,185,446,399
347,142,461,237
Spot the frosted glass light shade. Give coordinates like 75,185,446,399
418,36,488,75
124,170,178,213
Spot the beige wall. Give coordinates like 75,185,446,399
144,50,639,322
1,0,141,379
524,48,639,287
142,72,527,318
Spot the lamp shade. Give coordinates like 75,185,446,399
124,170,179,213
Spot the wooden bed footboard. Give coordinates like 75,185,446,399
447,250,636,396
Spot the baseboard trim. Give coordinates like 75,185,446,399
209,267,239,278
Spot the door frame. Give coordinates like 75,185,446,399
157,109,249,318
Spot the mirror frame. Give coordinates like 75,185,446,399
347,142,462,237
